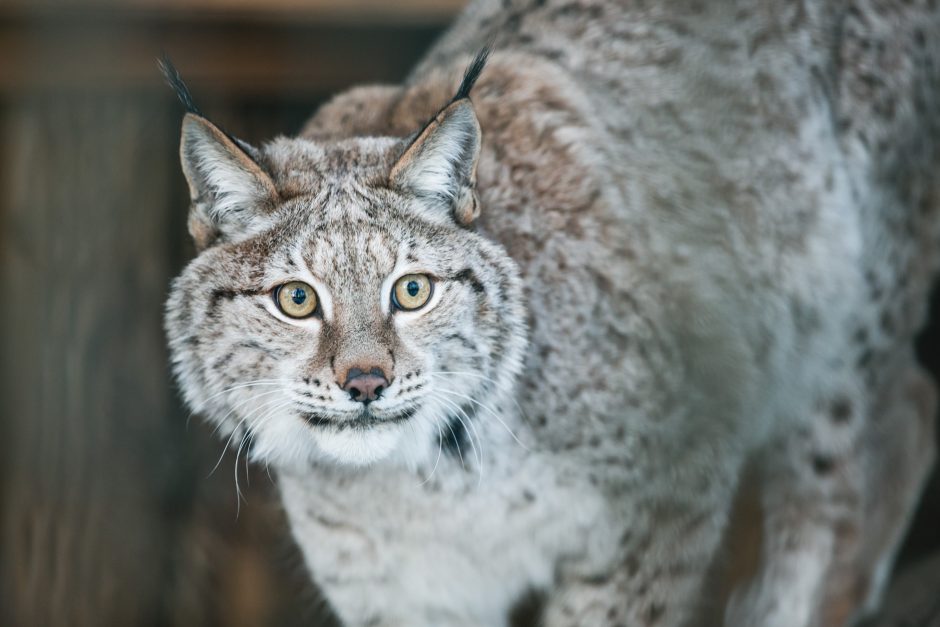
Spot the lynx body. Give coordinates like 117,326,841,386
165,1,940,625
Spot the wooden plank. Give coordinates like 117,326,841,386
0,19,444,94
0,0,466,25
0,94,183,626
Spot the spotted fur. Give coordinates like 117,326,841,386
166,1,940,625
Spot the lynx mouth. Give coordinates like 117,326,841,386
301,406,418,430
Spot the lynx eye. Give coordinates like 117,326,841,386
392,274,432,311
275,281,319,318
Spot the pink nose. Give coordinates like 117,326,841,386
342,367,390,403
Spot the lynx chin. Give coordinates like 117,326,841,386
164,1,940,625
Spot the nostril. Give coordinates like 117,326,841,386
342,367,391,403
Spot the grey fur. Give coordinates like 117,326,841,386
166,1,940,625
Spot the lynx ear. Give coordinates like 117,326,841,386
180,113,279,249
389,99,482,226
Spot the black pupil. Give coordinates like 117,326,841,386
290,288,306,305
406,281,420,297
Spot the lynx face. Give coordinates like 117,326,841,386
165,84,526,468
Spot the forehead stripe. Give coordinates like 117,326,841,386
211,287,264,306
453,268,485,294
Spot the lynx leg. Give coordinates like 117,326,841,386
726,363,936,627
541,496,734,627
819,364,936,625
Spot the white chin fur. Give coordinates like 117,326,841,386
312,424,406,466
247,412,439,470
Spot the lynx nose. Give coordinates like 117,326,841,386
342,367,390,403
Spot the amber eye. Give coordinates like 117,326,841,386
392,274,433,311
275,281,319,318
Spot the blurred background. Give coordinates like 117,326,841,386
0,1,937,626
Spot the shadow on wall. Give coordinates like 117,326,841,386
0,1,937,626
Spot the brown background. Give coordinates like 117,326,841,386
0,1,937,625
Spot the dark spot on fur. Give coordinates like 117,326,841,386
210,287,263,306
625,555,640,577
834,518,859,545
536,47,566,61
213,352,236,370
590,269,613,293
446,332,476,350
442,405,477,459
813,454,835,475
454,268,486,294
790,300,821,334
555,2,602,18
830,397,853,423
646,603,665,623
880,310,895,335
508,588,545,627
853,327,868,345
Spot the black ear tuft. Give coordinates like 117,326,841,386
450,47,490,103
158,53,202,116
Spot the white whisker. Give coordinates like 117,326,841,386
427,370,532,424
432,398,467,470
208,389,285,476
201,379,284,405
425,370,499,383
233,398,294,515
431,393,484,486
210,388,285,439
187,379,285,429
434,386,531,452
418,422,444,486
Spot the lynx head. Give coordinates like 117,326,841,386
163,52,527,469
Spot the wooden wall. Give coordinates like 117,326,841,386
0,2,937,626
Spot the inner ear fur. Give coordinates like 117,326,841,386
389,99,482,226
180,113,279,250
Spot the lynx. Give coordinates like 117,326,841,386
164,1,940,625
